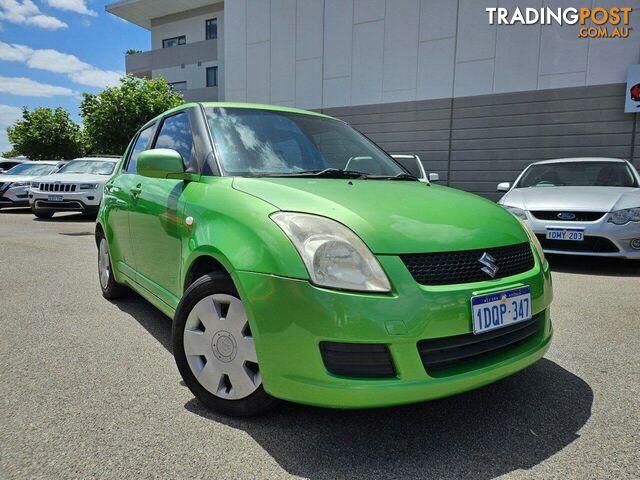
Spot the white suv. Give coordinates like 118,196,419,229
29,157,119,218
0,161,60,209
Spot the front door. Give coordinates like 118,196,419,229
103,124,155,281
129,111,195,309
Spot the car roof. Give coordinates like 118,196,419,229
531,157,628,165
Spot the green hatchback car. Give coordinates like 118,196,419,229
97,103,553,416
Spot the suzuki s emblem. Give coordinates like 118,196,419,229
557,212,576,220
479,252,499,278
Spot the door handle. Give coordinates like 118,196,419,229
130,186,142,199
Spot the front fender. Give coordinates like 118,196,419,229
180,178,308,291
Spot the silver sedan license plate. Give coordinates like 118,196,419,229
546,228,584,241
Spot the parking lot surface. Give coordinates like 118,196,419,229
1,209,639,479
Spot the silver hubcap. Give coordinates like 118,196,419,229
98,238,110,290
183,294,260,400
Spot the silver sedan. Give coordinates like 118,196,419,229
497,158,640,260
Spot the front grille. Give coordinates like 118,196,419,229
320,342,396,378
39,183,77,192
536,235,619,253
418,314,542,373
400,243,534,286
531,211,605,222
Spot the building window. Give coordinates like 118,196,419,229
169,81,187,92
206,66,218,87
162,36,186,48
205,18,217,40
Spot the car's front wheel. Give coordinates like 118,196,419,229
173,273,278,416
32,207,54,219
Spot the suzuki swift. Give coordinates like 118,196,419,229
97,103,553,416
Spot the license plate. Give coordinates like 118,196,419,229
546,228,584,241
47,195,64,202
471,286,532,335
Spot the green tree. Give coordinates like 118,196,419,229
80,75,183,156
5,107,85,160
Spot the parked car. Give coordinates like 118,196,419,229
0,158,28,174
0,161,60,209
29,157,119,218
97,103,552,416
391,154,440,183
498,158,640,260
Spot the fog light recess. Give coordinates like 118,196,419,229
630,239,640,250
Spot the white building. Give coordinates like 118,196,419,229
107,0,640,198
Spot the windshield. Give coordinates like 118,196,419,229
205,107,405,177
4,163,56,176
57,160,115,175
516,162,638,188
394,157,423,178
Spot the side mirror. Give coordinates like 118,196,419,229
497,182,511,192
137,149,185,179
428,173,440,182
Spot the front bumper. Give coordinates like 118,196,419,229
29,189,102,213
523,213,640,260
0,185,30,207
234,254,553,409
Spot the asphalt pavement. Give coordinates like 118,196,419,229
1,209,639,479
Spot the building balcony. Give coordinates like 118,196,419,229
125,39,218,78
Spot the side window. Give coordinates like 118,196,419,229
153,112,194,169
126,125,154,173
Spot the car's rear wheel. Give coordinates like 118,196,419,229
173,273,278,416
97,233,126,299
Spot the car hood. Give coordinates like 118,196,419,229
232,178,528,254
34,173,111,184
0,175,39,184
500,186,640,212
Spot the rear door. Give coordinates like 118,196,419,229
103,124,155,280
129,110,196,308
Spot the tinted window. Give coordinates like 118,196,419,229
154,112,194,168
163,36,186,48
205,18,217,40
126,125,154,173
169,81,187,92
516,162,638,188
206,66,218,87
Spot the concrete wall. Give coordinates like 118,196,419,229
324,83,639,201
224,0,640,109
148,4,224,94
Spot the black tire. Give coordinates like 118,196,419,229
173,272,279,417
96,231,126,299
32,207,54,219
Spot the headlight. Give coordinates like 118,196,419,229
501,205,527,220
79,183,99,190
30,181,40,188
516,217,545,263
271,212,391,292
608,207,640,225
10,181,30,187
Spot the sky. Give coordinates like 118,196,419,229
0,0,149,155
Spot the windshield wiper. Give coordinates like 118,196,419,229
256,168,368,179
361,173,418,181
